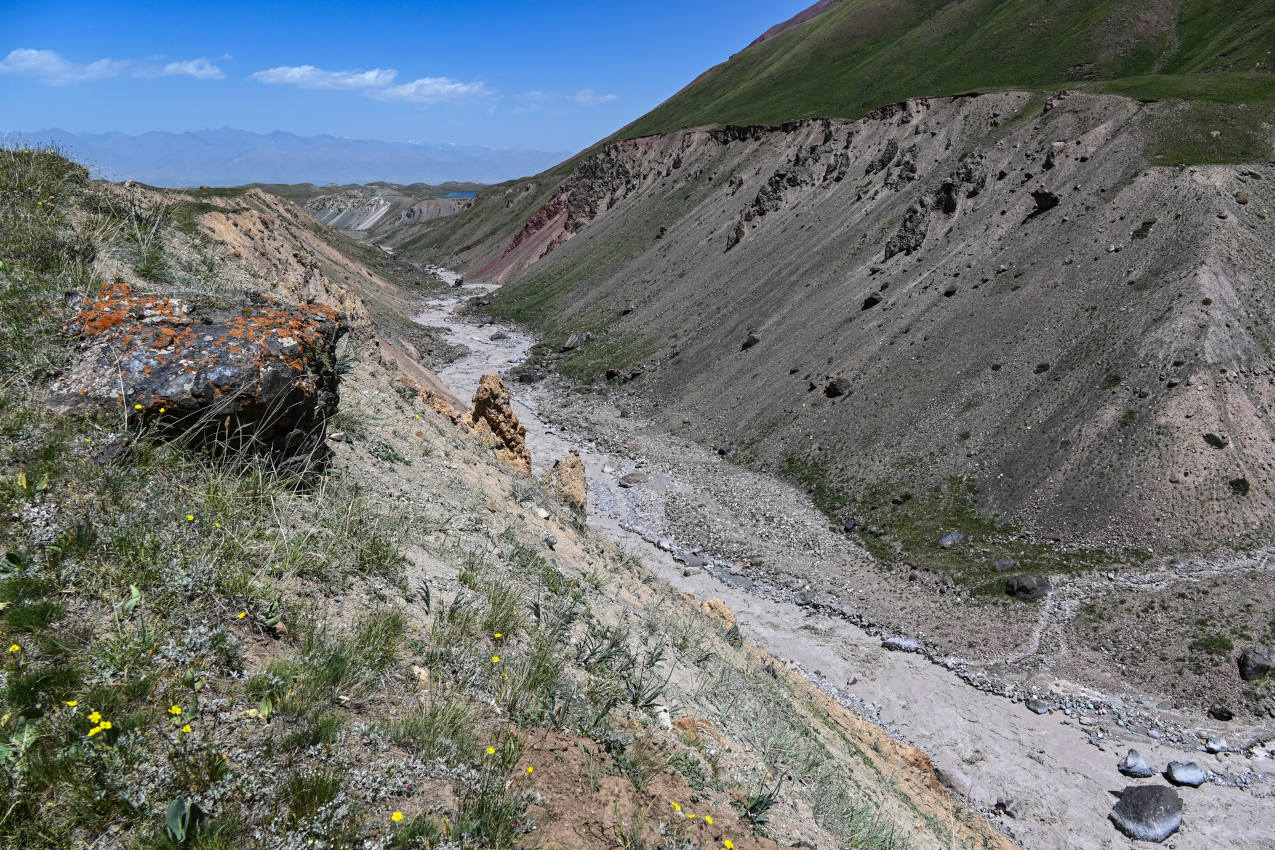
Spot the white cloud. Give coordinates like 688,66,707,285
0,48,128,84
370,76,493,104
515,88,617,111
250,65,397,90
571,89,617,106
0,48,224,84
161,58,225,80
251,63,493,104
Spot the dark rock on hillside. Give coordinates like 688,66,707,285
1005,574,1053,602
993,556,1017,572
51,282,346,464
1109,785,1182,843
861,292,883,310
1030,188,1060,214
824,377,851,397
1239,646,1273,681
741,332,761,350
1209,703,1234,721
884,199,929,259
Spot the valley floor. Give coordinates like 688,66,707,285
414,282,1275,850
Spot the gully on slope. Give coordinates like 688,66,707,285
413,283,1275,850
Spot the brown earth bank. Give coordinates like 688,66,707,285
405,91,1275,560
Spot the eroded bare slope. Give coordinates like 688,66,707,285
427,91,1275,551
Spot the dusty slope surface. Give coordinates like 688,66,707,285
413,281,1275,850
424,92,1275,557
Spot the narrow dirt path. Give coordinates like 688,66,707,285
414,285,1275,850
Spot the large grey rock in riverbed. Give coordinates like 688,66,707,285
882,635,921,653
1109,785,1182,843
618,471,649,487
1118,749,1154,778
1165,761,1207,787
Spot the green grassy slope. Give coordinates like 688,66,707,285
621,0,1275,138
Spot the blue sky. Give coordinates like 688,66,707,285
0,1,813,152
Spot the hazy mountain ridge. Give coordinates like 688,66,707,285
8,127,570,186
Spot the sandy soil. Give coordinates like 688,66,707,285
414,283,1275,850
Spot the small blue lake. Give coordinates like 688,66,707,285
434,191,477,199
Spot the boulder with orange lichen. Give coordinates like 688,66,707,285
466,373,531,475
542,449,586,513
50,281,346,464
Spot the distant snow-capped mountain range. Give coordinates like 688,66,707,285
6,127,569,186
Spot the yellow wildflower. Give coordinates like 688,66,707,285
88,725,103,737
391,811,404,823
672,802,681,812
169,705,182,715
491,655,500,664
525,766,533,774
134,404,143,410
7,644,19,653
486,746,495,755
159,407,166,413
705,815,713,825
181,724,192,733
99,720,112,730
724,842,734,849
493,633,503,639
186,514,195,521
88,711,101,723
237,611,247,619
65,700,78,707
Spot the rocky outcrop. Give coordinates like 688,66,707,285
543,449,587,513
466,373,530,475
50,282,345,463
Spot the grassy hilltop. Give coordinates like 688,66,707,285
622,0,1275,141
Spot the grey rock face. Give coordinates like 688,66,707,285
1109,785,1182,843
938,531,965,548
1118,749,1154,778
1005,574,1053,602
1165,761,1207,787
